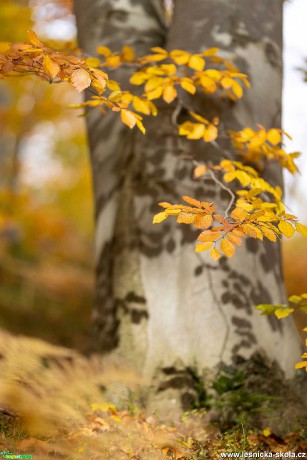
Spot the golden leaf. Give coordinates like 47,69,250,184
220,238,236,258
120,109,137,129
170,49,190,65
153,212,168,224
210,248,221,261
195,242,213,253
163,85,177,103
296,222,307,237
133,96,150,115
231,207,248,221
260,225,277,242
278,220,295,238
189,55,205,71
85,57,101,68
71,68,92,92
180,78,196,94
200,76,217,93
267,129,282,146
275,307,294,319
97,46,111,56
122,45,135,62
295,361,307,370
194,165,207,178
27,30,42,47
43,55,60,79
107,80,121,91
177,212,195,224
203,124,218,142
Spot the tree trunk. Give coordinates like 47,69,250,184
74,0,304,420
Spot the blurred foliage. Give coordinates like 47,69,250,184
0,333,306,459
0,0,93,350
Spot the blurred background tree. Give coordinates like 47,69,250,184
0,0,306,351
0,0,93,350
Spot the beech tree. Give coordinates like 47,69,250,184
1,0,306,421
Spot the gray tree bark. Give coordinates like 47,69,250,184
74,0,304,418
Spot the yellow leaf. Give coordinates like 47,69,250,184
153,212,168,224
180,78,196,94
136,119,146,134
203,124,218,142
85,57,101,68
210,248,221,261
159,202,172,208
295,361,307,370
170,49,190,65
262,428,271,437
177,213,195,224
275,307,294,319
242,223,263,239
27,30,42,47
130,72,148,85
147,86,163,100
43,55,60,79
221,77,233,89
220,238,236,258
296,222,307,237
71,68,92,92
232,80,243,98
97,46,111,56
163,85,177,103
189,55,205,71
260,225,277,242
133,96,150,115
202,47,219,57
200,76,217,93
195,242,213,253
231,207,248,221
278,220,295,238
120,109,137,129
267,129,282,146
107,80,121,91
122,45,135,61
194,165,207,178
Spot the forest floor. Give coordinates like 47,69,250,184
0,332,306,460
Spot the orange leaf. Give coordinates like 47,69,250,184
27,30,42,47
210,248,221,261
220,238,236,258
194,214,213,229
182,196,202,208
71,68,92,92
43,55,60,79
195,242,213,253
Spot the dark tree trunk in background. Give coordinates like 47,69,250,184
74,0,305,422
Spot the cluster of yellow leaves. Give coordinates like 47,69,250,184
129,46,249,103
256,294,307,372
179,112,219,143
219,160,283,203
153,190,307,261
229,127,300,174
97,44,135,67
